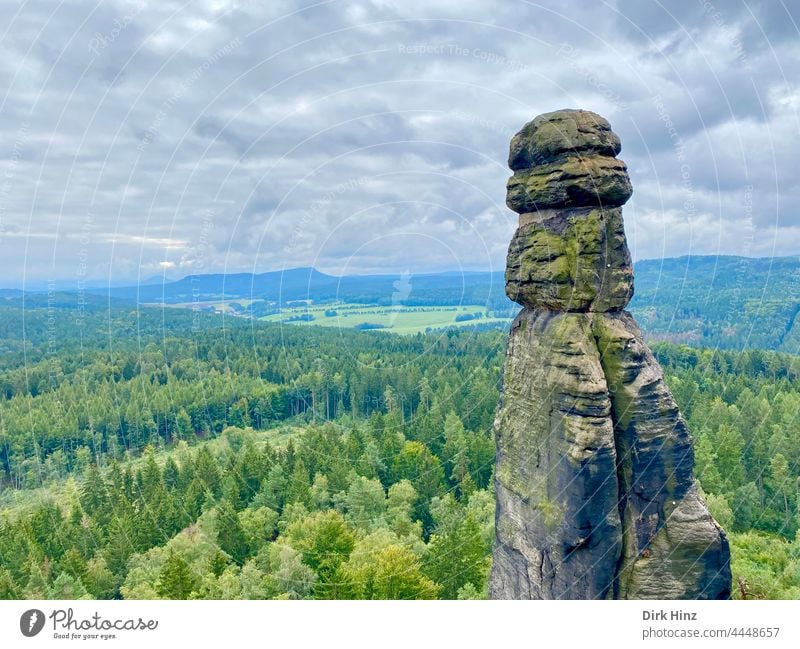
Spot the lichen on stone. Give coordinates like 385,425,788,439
491,110,732,600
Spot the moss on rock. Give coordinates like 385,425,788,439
505,207,633,311
491,110,731,601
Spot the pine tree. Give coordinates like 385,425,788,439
57,548,88,582
0,568,19,599
103,517,135,577
175,409,193,441
80,465,108,524
22,560,50,599
155,551,197,599
286,458,311,505
216,499,249,565
253,464,286,512
767,453,794,530
194,447,221,497
163,457,180,490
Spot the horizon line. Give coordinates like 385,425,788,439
3,252,799,291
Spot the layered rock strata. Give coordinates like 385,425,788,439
490,109,731,600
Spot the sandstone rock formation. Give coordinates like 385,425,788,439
490,109,731,600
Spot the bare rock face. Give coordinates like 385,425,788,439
491,309,621,600
490,109,731,600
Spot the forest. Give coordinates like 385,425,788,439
0,298,799,599
33,254,800,349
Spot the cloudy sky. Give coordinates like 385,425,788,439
0,0,798,287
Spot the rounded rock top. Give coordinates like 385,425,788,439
506,109,632,212
503,110,635,310
509,109,622,170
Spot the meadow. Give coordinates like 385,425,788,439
257,303,510,334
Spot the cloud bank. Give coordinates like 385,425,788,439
0,0,798,287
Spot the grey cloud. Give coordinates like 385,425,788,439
0,0,798,287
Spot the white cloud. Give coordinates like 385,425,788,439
0,0,798,285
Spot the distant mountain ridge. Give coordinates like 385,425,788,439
91,266,506,308
2,255,799,352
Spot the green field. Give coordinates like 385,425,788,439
258,303,510,334
159,298,260,311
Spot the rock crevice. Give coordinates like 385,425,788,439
490,109,731,600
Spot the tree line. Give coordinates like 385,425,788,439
0,301,799,598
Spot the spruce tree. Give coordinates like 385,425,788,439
216,500,249,565
155,551,197,599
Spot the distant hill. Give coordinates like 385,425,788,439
99,267,334,304
3,255,799,352
93,266,506,310
630,256,800,353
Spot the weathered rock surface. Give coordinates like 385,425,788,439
508,109,622,169
506,156,632,212
593,312,731,599
506,109,632,212
491,309,621,600
491,109,731,600
505,206,633,312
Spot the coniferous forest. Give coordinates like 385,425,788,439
0,297,798,600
